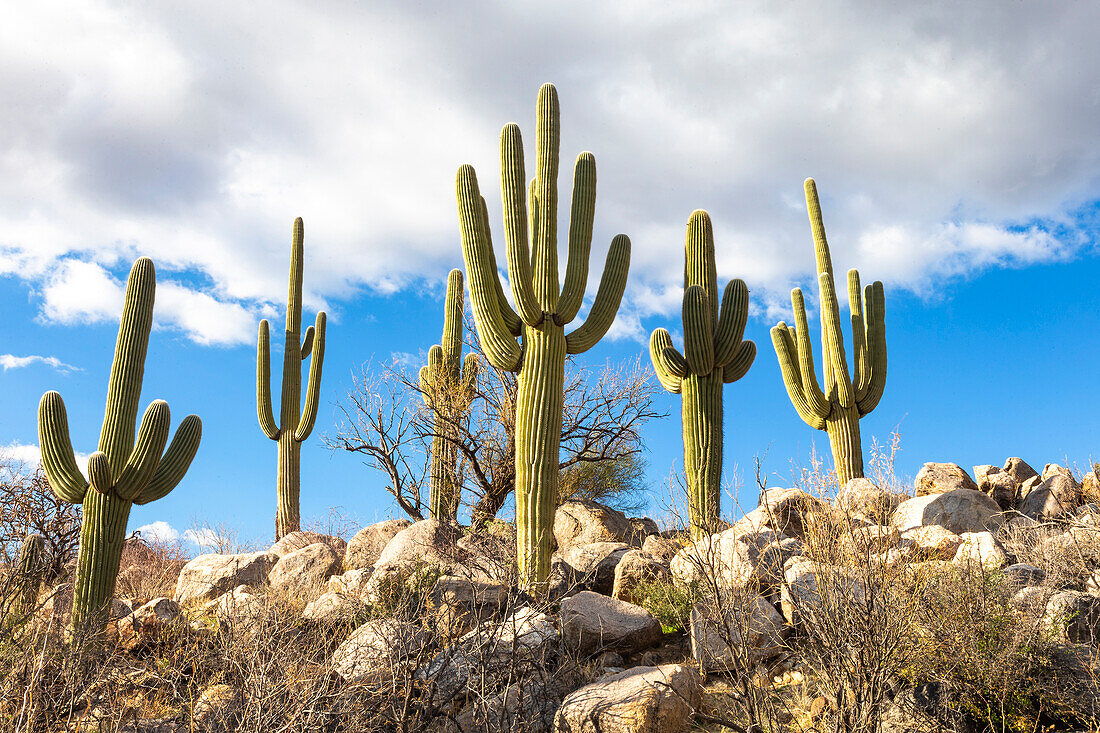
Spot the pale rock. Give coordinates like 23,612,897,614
302,590,363,623
554,664,701,733
331,618,427,682
952,532,1008,570
612,550,671,606
267,543,341,600
557,542,632,595
268,531,346,559
689,592,788,671
915,463,978,496
1002,457,1039,485
836,478,905,524
553,501,633,552
891,490,1002,534
1044,591,1100,644
343,519,412,571
973,465,1017,509
175,551,278,606
559,591,663,655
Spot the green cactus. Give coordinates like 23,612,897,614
13,533,47,612
770,179,887,486
257,218,327,540
650,211,756,538
419,269,479,521
456,83,631,588
37,258,202,633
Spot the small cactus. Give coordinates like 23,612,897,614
419,269,479,521
457,83,631,588
770,179,887,485
38,258,201,633
257,218,327,539
650,211,755,537
13,533,47,612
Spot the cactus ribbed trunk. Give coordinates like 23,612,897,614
515,325,566,587
826,403,863,487
682,373,724,538
276,430,301,539
429,435,458,520
71,490,129,631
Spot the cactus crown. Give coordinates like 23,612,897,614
419,269,479,406
38,258,203,507
456,82,632,371
650,210,757,393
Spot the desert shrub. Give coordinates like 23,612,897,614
634,577,703,634
113,535,188,602
0,459,80,583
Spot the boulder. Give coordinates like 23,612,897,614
1083,468,1100,504
207,585,265,626
116,597,183,652
670,526,795,591
612,550,671,606
554,664,701,733
899,525,965,561
915,463,978,496
1020,472,1083,520
430,575,509,636
344,519,412,571
557,542,632,595
454,675,562,733
1018,475,1045,502
629,517,661,545
689,592,788,671
1009,585,1048,613
268,531,346,559
302,591,363,623
327,568,372,598
973,465,1017,509
759,488,827,540
331,619,427,683
780,560,863,625
192,683,242,730
267,543,341,601
175,551,278,606
1086,569,1100,597
458,605,560,659
1001,563,1046,594
842,525,901,558
1003,457,1040,486
559,591,663,655
1044,591,1100,644
641,534,680,563
373,519,463,570
952,532,1008,570
836,478,905,523
891,490,1002,535
554,501,633,551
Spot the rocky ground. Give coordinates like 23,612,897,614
4,457,1100,732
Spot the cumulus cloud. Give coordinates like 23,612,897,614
0,1,1096,343
133,521,223,548
1,442,97,471
0,353,79,373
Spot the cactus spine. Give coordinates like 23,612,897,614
419,269,479,521
770,179,887,485
37,258,202,633
257,218,327,540
650,211,756,538
457,83,631,588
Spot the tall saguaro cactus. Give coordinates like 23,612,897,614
650,211,756,538
257,218,327,540
771,179,887,485
456,83,631,587
37,258,202,633
419,269,479,521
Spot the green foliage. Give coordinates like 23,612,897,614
558,454,648,515
257,218,327,540
633,577,703,634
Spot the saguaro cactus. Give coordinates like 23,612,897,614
257,218,327,540
771,179,887,485
456,83,631,587
13,533,47,612
419,269,479,521
38,258,202,633
650,211,756,538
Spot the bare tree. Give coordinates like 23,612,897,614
330,330,664,526
0,457,80,582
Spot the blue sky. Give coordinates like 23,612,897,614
1,2,1097,550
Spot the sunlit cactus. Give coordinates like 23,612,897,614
257,218,327,540
13,533,47,612
770,179,887,485
457,83,631,588
37,258,202,633
650,211,755,537
419,269,479,521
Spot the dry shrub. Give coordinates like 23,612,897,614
0,459,80,583
113,535,189,603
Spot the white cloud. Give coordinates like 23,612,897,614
0,353,79,373
0,442,97,472
182,527,221,548
133,520,179,543
0,0,1095,337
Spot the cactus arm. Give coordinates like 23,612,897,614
443,269,464,361
99,257,155,475
256,320,280,440
682,285,714,375
564,234,631,354
771,322,828,430
848,270,870,401
532,83,560,311
713,279,750,368
804,179,834,279
527,178,539,272
418,364,432,406
857,280,887,415
500,123,543,327
37,391,89,503
287,218,305,333
461,353,479,393
135,414,201,505
684,211,719,321
457,165,523,372
295,311,326,442
86,452,112,494
478,195,523,337
555,152,596,326
790,288,831,418
723,341,756,383
649,329,683,394
818,272,855,409
300,325,314,359
114,400,170,500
